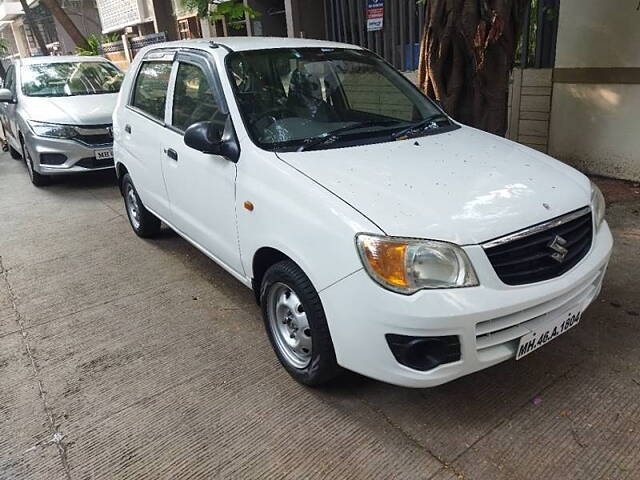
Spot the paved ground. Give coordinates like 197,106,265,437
0,152,639,480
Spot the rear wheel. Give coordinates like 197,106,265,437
261,260,341,386
122,173,161,238
22,141,49,187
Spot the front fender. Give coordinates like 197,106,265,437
237,150,381,292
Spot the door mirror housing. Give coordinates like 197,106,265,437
183,118,239,163
0,88,14,103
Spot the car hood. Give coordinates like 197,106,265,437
22,93,118,125
276,126,591,245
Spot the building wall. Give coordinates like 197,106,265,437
548,0,640,180
286,0,325,39
248,0,287,37
54,3,103,54
0,25,19,56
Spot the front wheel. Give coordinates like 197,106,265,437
22,141,49,187
122,173,161,238
9,145,21,160
261,260,342,386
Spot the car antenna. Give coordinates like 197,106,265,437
208,39,234,53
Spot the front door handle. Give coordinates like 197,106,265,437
124,124,131,134
166,148,178,161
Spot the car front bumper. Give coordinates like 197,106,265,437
25,131,114,175
320,222,613,388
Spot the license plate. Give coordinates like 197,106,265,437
516,307,582,360
95,148,113,160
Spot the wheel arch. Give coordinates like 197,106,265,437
251,246,294,304
115,162,129,193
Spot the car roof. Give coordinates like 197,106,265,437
147,37,362,53
17,55,110,65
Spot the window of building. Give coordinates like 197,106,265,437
177,17,202,40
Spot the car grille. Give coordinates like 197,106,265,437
483,207,593,285
73,125,113,146
76,157,115,169
475,265,605,353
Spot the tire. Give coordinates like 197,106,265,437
21,141,49,187
260,260,342,386
122,173,162,238
9,145,21,160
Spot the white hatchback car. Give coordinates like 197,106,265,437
113,38,612,388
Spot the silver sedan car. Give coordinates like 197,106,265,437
0,56,123,186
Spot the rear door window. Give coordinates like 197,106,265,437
131,61,172,121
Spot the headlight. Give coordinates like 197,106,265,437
356,234,479,294
28,121,78,139
590,182,606,231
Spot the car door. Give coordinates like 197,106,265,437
0,65,19,150
161,51,243,275
122,53,174,220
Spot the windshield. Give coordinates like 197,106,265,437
21,62,123,97
226,48,448,151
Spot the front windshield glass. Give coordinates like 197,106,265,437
226,48,448,151
21,62,123,97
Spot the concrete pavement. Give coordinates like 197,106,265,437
1,152,639,479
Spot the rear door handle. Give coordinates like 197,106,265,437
165,148,178,161
125,124,131,134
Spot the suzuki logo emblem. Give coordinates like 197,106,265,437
549,235,569,263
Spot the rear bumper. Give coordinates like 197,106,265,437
25,131,114,175
320,222,613,388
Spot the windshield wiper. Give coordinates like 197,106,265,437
389,114,450,140
297,120,400,152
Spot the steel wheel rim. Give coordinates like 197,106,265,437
125,185,141,230
267,282,312,369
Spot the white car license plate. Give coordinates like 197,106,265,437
516,307,582,360
95,148,113,160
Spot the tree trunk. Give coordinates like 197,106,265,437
418,0,528,136
40,0,88,51
18,0,50,56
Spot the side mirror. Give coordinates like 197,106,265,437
183,118,240,163
0,88,14,103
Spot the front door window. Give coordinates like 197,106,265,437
171,63,224,132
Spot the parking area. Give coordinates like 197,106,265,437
1,151,639,480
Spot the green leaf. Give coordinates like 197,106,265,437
181,0,260,24
75,32,121,56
